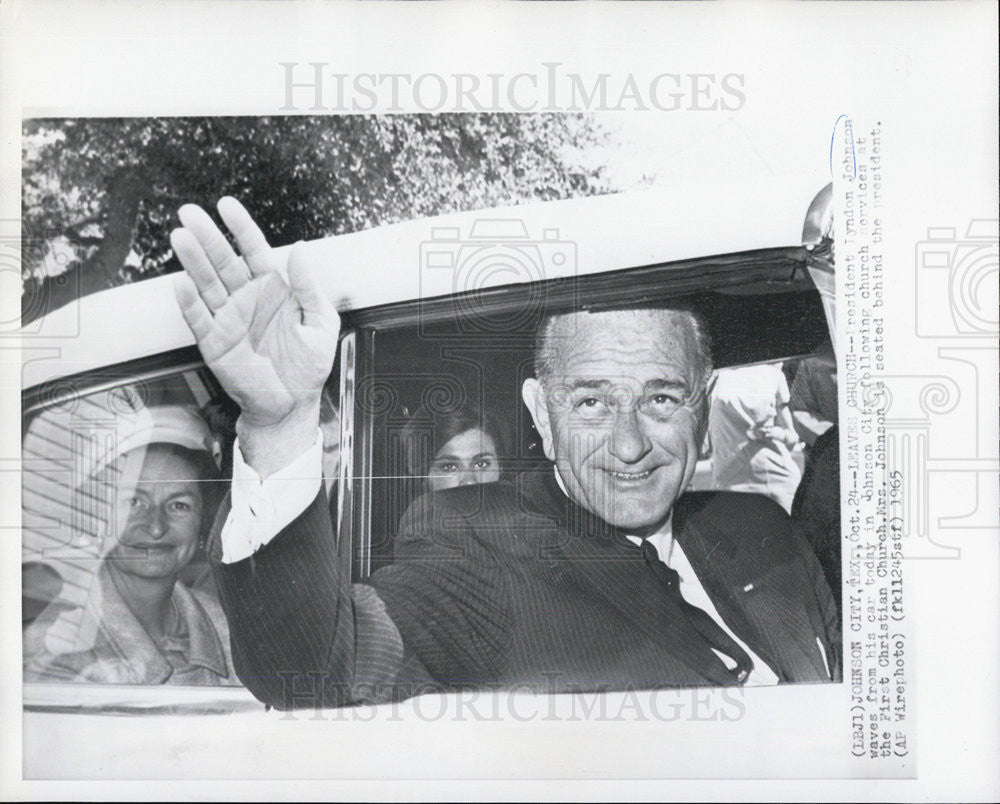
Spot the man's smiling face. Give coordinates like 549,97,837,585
523,309,709,536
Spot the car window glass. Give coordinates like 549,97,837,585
21,369,241,688
362,304,836,578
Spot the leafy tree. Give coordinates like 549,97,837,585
21,115,610,323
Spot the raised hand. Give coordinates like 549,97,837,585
172,198,340,476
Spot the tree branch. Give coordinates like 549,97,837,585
62,233,103,248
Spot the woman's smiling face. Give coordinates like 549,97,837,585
103,445,205,582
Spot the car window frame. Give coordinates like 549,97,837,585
345,244,828,580
20,353,352,713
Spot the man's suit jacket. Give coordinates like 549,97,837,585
211,471,841,709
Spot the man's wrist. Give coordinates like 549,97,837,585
236,402,321,479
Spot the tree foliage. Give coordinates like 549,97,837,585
21,115,610,322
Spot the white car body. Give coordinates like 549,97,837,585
20,173,837,779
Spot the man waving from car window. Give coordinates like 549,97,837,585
173,198,840,709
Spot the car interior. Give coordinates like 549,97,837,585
361,279,833,575
21,252,841,687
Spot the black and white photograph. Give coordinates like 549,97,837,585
19,112,840,703
2,1,997,801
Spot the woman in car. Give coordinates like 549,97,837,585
400,401,508,493
23,405,239,686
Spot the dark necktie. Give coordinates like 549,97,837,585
640,538,754,685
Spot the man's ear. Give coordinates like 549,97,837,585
696,370,717,445
521,378,556,462
694,395,710,448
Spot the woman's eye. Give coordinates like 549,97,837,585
474,459,493,470
437,463,458,473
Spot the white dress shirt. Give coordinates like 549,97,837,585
220,429,323,564
624,527,780,686
551,469,780,686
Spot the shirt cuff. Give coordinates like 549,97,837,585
220,428,324,564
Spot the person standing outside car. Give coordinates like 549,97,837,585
788,347,838,453
788,347,841,610
708,362,802,514
171,197,839,708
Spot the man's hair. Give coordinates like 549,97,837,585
533,306,714,392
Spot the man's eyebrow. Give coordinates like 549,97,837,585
645,378,689,392
564,379,613,391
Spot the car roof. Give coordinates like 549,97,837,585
20,171,826,390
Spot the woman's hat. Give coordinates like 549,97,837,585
88,404,217,479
